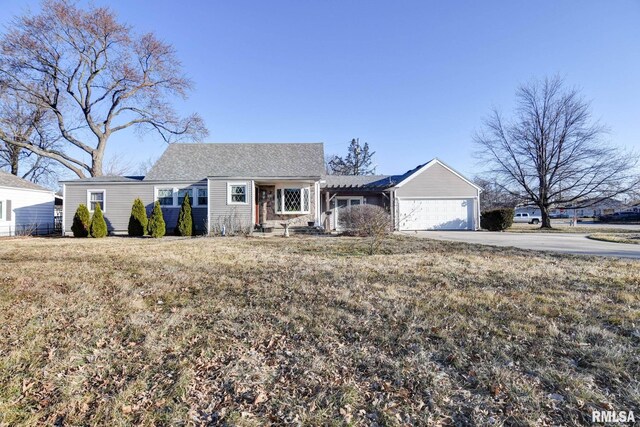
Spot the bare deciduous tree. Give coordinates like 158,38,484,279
475,76,639,228
474,176,521,211
0,86,60,185
327,138,376,175
0,0,207,178
102,152,136,176
135,156,158,176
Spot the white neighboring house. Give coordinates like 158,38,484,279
0,171,56,236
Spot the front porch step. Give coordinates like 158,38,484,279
253,224,326,235
289,226,324,235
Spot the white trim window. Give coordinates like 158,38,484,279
177,188,193,206
275,186,310,214
156,186,207,207
197,187,208,206
227,183,248,205
0,200,4,220
157,188,174,206
87,190,106,212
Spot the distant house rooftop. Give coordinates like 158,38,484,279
0,170,52,192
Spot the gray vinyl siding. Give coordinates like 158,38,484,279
208,179,253,231
395,163,478,198
63,181,208,235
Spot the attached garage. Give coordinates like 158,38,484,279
321,158,481,232
398,198,476,230
392,160,481,231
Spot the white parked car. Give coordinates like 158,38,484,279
513,212,541,224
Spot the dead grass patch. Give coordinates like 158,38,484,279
0,236,638,425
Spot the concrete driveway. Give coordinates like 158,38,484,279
403,231,640,259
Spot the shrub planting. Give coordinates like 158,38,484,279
128,198,148,236
481,208,514,231
211,209,252,236
89,204,108,238
71,204,91,237
338,204,392,254
175,194,194,236
148,201,166,238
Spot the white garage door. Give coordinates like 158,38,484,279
398,198,475,230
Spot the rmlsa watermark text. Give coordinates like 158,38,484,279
592,410,635,424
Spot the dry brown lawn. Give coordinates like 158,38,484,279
0,236,638,426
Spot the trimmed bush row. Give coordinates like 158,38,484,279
72,198,170,238
71,203,108,238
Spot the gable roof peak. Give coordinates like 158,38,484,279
144,142,325,181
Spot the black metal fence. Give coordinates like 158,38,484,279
0,223,61,237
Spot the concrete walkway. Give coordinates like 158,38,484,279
403,231,640,259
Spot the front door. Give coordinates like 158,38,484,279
335,197,363,230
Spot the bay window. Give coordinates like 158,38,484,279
275,186,310,214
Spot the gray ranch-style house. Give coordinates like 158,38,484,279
61,142,481,235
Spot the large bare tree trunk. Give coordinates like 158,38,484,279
9,145,19,175
540,205,552,229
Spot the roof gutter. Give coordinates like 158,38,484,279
208,176,322,180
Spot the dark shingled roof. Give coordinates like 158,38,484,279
144,143,325,181
321,163,428,190
0,170,52,191
322,175,392,189
62,176,145,183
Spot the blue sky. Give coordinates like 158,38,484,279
2,0,639,178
